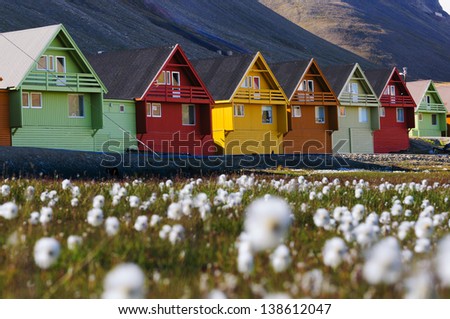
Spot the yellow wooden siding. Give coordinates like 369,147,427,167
224,130,282,155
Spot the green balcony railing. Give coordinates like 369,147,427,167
22,72,103,93
339,93,379,106
418,102,447,113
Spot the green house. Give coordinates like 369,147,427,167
323,64,380,154
407,80,447,137
0,24,107,151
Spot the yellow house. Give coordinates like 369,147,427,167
193,52,288,155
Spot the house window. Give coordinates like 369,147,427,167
241,76,252,88
418,113,423,121
48,56,55,71
262,106,273,124
359,107,368,123
307,80,314,92
152,103,162,117
31,93,42,108
56,56,66,86
182,104,195,125
350,82,359,102
380,107,386,117
37,55,47,70
119,105,125,113
68,95,84,118
156,71,166,84
299,80,306,91
432,114,437,126
171,72,180,86
396,108,404,122
234,104,245,117
292,105,301,118
22,93,30,108
339,106,346,117
315,106,325,123
146,102,152,117
424,95,431,105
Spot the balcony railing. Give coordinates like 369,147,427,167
291,91,337,105
379,95,416,107
418,102,447,113
145,85,210,103
234,89,286,104
22,72,103,92
339,93,379,106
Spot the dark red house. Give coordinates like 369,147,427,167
366,68,416,153
89,45,214,155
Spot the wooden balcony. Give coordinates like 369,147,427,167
339,93,379,107
22,72,103,93
291,91,337,105
145,85,211,104
234,88,286,104
379,95,416,107
418,102,447,113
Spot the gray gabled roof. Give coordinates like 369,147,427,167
87,45,175,100
365,68,394,98
0,24,61,89
322,64,355,95
406,80,432,105
191,54,254,101
436,83,450,113
270,59,311,98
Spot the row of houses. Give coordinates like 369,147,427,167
0,24,449,155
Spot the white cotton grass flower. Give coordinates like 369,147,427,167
414,238,431,253
105,216,120,236
1,184,11,197
363,237,402,285
71,186,81,198
168,224,185,244
270,244,291,273
129,195,140,208
159,225,172,240
87,208,104,227
301,269,323,297
25,186,35,201
353,223,377,247
237,241,254,274
150,214,161,227
414,217,433,239
71,198,79,207
33,237,61,269
322,237,348,269
61,179,72,190
134,216,148,232
398,221,413,240
355,188,363,199
242,196,292,252
92,195,105,208
0,202,19,220
207,289,227,299
67,235,83,250
351,204,365,222
39,207,53,225
379,211,391,225
436,235,450,287
403,195,414,206
167,202,183,220
102,263,146,299
404,261,436,299
29,211,40,225
391,203,403,216
313,208,330,228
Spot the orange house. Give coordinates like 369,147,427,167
271,59,339,154
0,89,11,146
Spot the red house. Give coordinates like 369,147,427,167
89,45,214,155
366,68,416,153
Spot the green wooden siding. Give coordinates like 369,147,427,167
410,113,447,137
94,99,137,152
332,106,375,153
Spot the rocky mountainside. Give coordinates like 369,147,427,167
0,0,370,68
260,0,450,80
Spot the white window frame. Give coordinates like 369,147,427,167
299,80,306,91
119,104,125,113
152,103,162,117
380,107,386,117
292,105,301,118
37,55,48,70
182,104,196,126
234,104,245,117
68,94,84,118
262,106,273,124
358,107,368,123
339,106,346,117
241,76,252,88
315,106,325,124
30,92,42,109
156,71,167,84
146,102,152,117
396,108,404,123
22,92,30,108
307,80,314,92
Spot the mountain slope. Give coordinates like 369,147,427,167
260,0,450,80
0,0,371,68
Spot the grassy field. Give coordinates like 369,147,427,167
1,171,449,298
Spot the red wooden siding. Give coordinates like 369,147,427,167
374,70,415,153
137,46,214,155
0,90,11,146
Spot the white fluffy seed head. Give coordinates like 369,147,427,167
323,237,348,269
67,235,83,250
105,216,120,236
33,237,61,269
102,263,146,299
87,208,104,227
0,202,19,220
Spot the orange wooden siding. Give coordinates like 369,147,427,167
0,90,11,146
